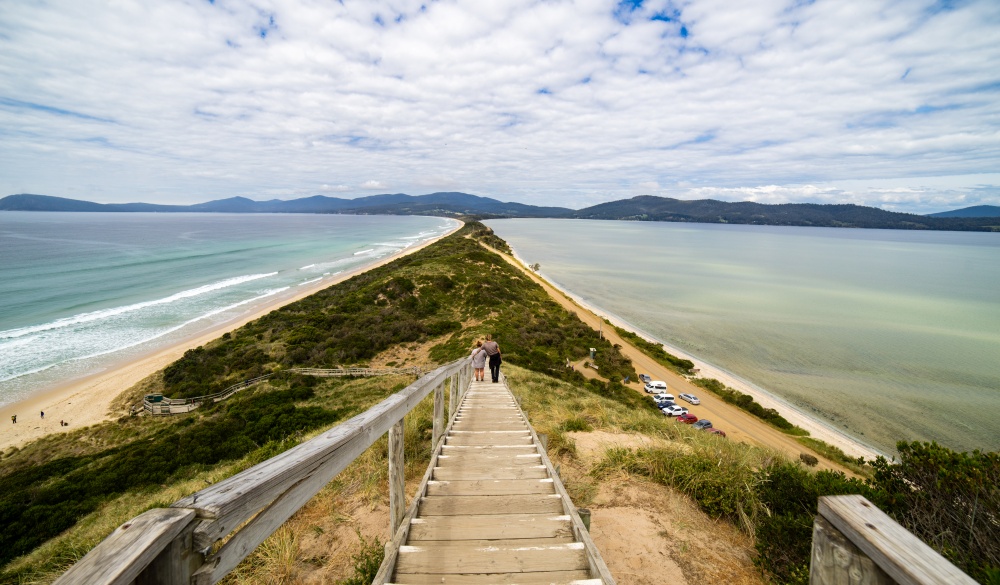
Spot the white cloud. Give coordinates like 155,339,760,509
0,0,998,213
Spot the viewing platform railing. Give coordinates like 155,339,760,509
56,358,469,585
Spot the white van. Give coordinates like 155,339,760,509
643,381,668,393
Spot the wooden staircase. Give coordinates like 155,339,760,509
383,378,611,584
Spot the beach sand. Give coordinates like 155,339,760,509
503,248,884,464
0,221,461,452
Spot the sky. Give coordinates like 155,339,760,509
1,0,999,214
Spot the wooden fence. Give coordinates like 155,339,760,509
55,358,470,585
811,495,977,585
139,366,423,415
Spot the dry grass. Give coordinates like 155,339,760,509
505,364,774,584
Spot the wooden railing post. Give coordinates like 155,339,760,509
388,419,405,536
432,382,445,447
449,373,459,419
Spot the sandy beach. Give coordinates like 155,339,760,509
0,220,461,452
503,248,885,464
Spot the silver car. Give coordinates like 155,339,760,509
679,393,700,405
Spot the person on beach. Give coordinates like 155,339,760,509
482,334,502,383
471,341,487,382
10,415,15,424
40,411,44,419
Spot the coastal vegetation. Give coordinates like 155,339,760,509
613,325,696,374
1,221,996,584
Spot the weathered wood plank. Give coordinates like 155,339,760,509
449,372,458,420
446,434,534,446
426,479,556,496
810,514,892,585
452,421,526,430
389,418,406,535
435,453,542,466
432,466,548,481
388,571,595,585
441,444,538,453
817,495,977,585
408,514,573,541
395,542,588,574
432,382,444,448
53,508,196,585
418,494,564,516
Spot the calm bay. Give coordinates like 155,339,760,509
487,218,1000,455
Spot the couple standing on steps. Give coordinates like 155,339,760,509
470,334,502,383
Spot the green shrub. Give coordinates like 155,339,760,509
0,387,343,567
691,378,805,434
613,326,695,374
337,531,384,585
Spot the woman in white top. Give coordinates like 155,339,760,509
471,340,487,381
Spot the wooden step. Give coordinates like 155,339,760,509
426,479,556,496
389,571,596,584
394,542,588,574
418,494,564,516
435,453,541,466
432,466,548,481
408,514,573,541
446,434,533,446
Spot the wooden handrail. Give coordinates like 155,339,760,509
55,357,470,585
811,495,977,585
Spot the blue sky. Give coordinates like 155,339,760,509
1,0,999,213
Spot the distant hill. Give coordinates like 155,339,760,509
570,195,1000,232
0,192,573,218
927,205,1000,218
4,192,999,232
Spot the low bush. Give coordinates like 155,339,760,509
691,377,805,435
613,326,695,374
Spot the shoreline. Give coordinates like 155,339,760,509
0,219,462,451
505,247,885,462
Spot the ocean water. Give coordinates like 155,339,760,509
0,212,458,406
487,219,1000,454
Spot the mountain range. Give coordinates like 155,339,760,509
2,192,998,232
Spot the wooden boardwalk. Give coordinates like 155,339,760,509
383,378,612,584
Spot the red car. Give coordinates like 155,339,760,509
709,428,727,438
676,412,698,424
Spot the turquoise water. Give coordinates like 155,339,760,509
487,219,1000,454
0,212,457,405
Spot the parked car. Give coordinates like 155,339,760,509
643,381,668,393
678,393,700,405
709,428,727,437
639,374,652,384
653,393,674,402
662,405,688,416
692,419,713,430
655,399,677,409
676,412,698,424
